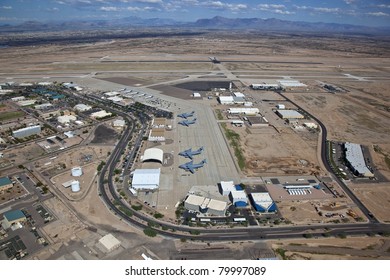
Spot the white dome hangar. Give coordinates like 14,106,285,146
141,148,164,164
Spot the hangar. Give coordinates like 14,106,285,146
250,193,277,213
344,142,374,177
184,194,228,217
131,169,161,190
141,148,164,164
276,109,304,119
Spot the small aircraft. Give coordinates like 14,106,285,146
178,118,197,127
178,111,195,119
179,147,204,159
179,159,207,174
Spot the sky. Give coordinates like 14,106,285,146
0,0,389,27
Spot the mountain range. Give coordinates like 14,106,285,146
0,16,388,35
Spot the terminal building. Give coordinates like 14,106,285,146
344,142,374,177
12,125,41,139
229,190,248,207
250,193,277,213
184,194,228,217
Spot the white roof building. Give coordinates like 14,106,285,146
74,104,92,112
113,119,125,127
207,199,228,216
220,181,236,196
98,234,121,252
233,92,245,98
107,96,123,102
34,103,53,110
71,166,83,177
141,148,164,164
184,195,228,217
228,108,259,115
276,110,304,119
250,192,277,213
90,110,112,119
278,80,307,87
218,96,235,105
193,92,201,98
58,115,76,124
304,122,318,129
11,96,25,102
230,190,248,205
277,104,286,109
344,142,374,177
18,100,37,107
104,91,120,97
131,169,161,190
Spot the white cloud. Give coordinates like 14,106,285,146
46,7,60,12
201,1,247,11
1,6,12,10
367,12,389,17
257,3,294,15
378,4,390,9
100,6,120,11
343,0,356,4
294,5,340,14
258,4,285,10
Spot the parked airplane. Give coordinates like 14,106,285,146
179,147,204,159
178,118,197,127
179,159,207,173
178,111,195,119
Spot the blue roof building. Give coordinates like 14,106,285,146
250,193,277,213
3,210,26,223
0,177,13,190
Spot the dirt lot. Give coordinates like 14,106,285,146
91,124,119,145
270,236,390,260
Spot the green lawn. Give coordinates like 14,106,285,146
0,111,24,121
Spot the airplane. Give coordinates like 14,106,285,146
179,147,204,159
179,159,207,174
177,111,195,119
178,118,197,127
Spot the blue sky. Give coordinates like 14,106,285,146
0,0,389,26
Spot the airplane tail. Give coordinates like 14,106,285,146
202,159,207,164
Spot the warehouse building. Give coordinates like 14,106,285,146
12,125,41,139
58,115,77,124
250,193,277,213
276,110,304,119
18,99,37,107
113,119,125,128
278,80,307,88
74,104,92,112
141,148,164,164
184,195,228,217
228,108,259,115
218,96,235,105
0,177,13,192
344,142,374,177
251,83,281,90
131,169,160,190
35,103,53,110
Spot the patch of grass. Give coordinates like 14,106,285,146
131,204,143,211
118,206,133,217
215,109,224,120
275,248,288,260
221,124,246,170
0,111,24,121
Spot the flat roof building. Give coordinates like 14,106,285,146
90,110,112,119
98,234,121,252
230,190,248,207
218,96,235,105
184,195,228,217
247,116,269,127
12,125,41,139
278,80,307,88
74,104,92,112
113,119,125,128
344,142,374,177
276,110,304,119
250,193,277,213
3,210,26,225
219,181,236,196
131,169,160,190
0,177,13,192
152,118,166,128
58,115,76,124
228,108,259,115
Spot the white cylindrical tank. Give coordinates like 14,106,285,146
71,181,80,192
71,167,82,177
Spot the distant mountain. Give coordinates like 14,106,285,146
190,16,386,34
0,16,388,35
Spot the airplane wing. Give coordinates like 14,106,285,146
187,166,195,173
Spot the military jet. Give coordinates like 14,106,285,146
179,159,207,174
177,111,195,119
179,147,204,159
178,118,197,127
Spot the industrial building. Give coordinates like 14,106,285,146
148,128,165,142
184,195,228,217
218,96,235,105
98,234,121,252
107,96,123,103
131,169,161,190
74,104,92,112
228,108,259,115
192,92,201,98
229,190,248,207
17,100,37,107
2,209,26,229
11,96,25,102
250,193,277,213
304,122,318,129
12,125,41,139
34,103,53,110
276,110,304,119
0,177,13,192
276,104,286,110
247,116,269,127
344,142,374,177
90,110,112,119
141,148,164,164
103,91,120,97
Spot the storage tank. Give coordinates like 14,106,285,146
71,167,82,177
71,180,80,193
